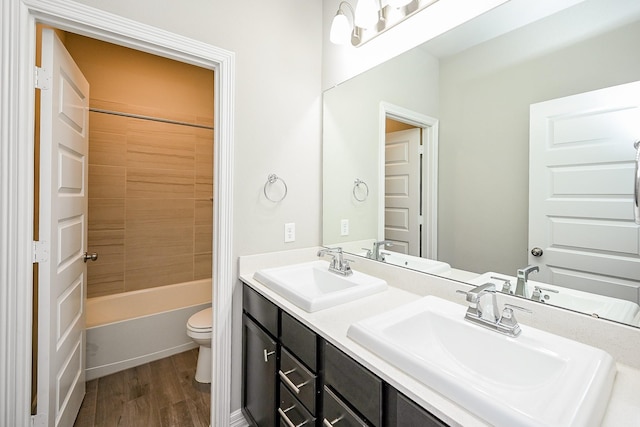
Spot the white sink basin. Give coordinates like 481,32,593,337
380,251,452,275
348,296,616,427
253,260,388,312
470,272,640,324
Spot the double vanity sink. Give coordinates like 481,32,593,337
252,257,617,427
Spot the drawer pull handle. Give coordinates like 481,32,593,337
278,407,309,427
279,369,310,394
263,349,275,363
323,416,345,426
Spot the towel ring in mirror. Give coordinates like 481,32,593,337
264,174,288,202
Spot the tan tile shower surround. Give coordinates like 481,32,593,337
87,100,213,297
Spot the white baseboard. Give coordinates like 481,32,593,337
229,409,249,427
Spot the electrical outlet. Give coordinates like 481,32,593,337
340,219,349,236
284,222,295,243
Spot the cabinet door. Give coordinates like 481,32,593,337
386,387,448,427
243,314,278,427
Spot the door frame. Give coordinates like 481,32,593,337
0,1,235,426
379,102,439,260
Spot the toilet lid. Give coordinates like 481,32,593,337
188,307,213,330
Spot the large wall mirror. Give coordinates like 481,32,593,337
323,0,640,327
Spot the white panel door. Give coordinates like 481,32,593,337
37,29,90,427
385,128,421,255
529,81,640,304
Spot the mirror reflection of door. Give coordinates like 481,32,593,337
385,119,421,256
529,81,640,304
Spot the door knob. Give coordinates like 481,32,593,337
531,247,543,257
83,252,98,263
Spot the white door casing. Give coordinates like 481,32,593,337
37,29,89,426
379,102,439,260
385,128,421,255
1,3,234,427
529,81,640,304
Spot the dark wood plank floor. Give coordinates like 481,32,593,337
74,349,210,427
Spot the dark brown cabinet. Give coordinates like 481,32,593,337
243,314,277,427
242,283,449,427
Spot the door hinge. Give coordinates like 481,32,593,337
32,241,48,263
34,66,51,90
418,145,425,155
31,413,47,427
418,215,424,225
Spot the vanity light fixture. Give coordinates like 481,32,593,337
330,2,360,45
329,0,439,47
354,0,382,30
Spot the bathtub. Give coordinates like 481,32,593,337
85,278,212,380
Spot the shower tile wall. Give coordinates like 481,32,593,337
87,106,213,297
64,33,215,298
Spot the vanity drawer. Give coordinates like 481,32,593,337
281,311,318,372
243,284,279,337
323,386,367,427
279,383,315,427
279,348,317,414
324,342,382,426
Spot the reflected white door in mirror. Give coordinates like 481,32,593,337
529,81,640,310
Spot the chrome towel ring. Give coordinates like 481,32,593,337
264,174,288,202
353,178,369,202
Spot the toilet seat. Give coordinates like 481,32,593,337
187,307,213,332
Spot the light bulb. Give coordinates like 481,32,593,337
330,12,351,45
354,0,379,30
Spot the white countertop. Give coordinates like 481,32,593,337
239,248,640,427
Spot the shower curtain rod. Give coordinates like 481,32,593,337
90,107,215,130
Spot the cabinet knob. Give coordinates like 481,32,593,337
263,349,275,363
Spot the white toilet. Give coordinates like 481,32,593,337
186,307,213,383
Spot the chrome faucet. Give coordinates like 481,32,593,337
317,247,353,276
371,240,392,261
457,283,530,337
515,265,539,299
459,283,500,323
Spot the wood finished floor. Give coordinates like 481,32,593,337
73,349,211,427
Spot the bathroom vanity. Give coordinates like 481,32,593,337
242,284,446,427
240,248,640,427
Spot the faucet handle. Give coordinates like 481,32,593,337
503,303,532,314
489,276,512,294
531,285,559,301
497,304,532,336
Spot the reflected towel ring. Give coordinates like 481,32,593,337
353,178,369,202
264,174,288,202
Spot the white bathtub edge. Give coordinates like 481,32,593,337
86,302,210,380
86,341,198,381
